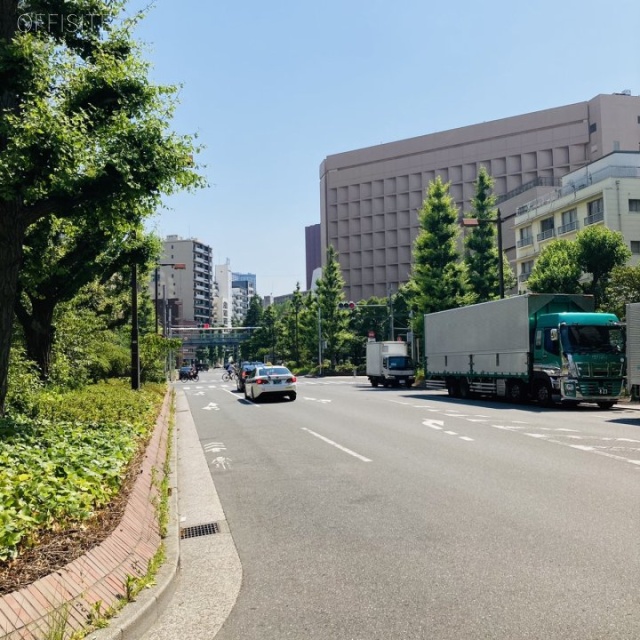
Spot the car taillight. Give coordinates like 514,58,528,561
287,376,297,383
242,371,247,378
256,379,266,385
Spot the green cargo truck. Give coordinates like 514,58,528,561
424,294,625,408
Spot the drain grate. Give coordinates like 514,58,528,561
180,522,220,539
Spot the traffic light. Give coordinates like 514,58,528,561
338,301,356,311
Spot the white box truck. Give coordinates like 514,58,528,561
425,294,625,408
366,341,415,388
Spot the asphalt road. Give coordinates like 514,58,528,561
180,372,640,639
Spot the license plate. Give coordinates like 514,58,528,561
599,387,608,395
272,380,282,385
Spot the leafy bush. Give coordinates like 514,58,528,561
5,346,43,418
0,380,166,561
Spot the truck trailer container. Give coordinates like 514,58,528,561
424,294,625,408
626,302,640,390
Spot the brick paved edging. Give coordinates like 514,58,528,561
0,389,174,640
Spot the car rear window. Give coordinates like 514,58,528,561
264,367,291,376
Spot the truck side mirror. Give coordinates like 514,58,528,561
550,328,558,341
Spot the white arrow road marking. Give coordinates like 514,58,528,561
422,420,444,430
202,403,219,411
301,428,371,462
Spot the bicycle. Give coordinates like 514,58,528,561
222,370,237,382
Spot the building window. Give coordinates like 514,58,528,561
585,198,604,225
517,227,533,248
537,217,555,242
630,199,640,212
558,208,578,235
519,260,533,282
631,241,640,254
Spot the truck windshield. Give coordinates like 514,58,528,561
560,325,624,354
387,356,413,370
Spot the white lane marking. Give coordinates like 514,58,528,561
204,442,226,453
445,413,468,417
444,431,458,436
193,391,205,396
212,456,232,469
467,418,488,423
525,433,547,438
491,424,525,431
301,428,372,462
460,436,475,442
422,420,444,430
202,402,220,411
303,397,332,404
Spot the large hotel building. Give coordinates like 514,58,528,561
319,92,640,301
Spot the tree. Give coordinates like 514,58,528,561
315,245,349,367
602,265,640,319
464,167,500,303
15,216,160,378
0,1,202,413
526,239,582,294
575,225,631,308
407,176,467,315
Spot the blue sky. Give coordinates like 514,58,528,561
130,0,640,297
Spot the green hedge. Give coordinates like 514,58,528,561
0,380,166,562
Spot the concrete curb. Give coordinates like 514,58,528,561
87,408,181,640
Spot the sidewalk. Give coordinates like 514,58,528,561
89,389,242,640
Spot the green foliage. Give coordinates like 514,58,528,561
526,239,582,294
408,176,468,315
315,245,350,366
464,167,500,302
5,345,43,417
602,265,640,318
0,379,165,561
575,225,631,307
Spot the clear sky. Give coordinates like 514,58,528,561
129,0,640,298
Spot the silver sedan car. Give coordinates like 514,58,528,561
244,365,297,402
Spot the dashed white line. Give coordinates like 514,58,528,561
301,428,372,462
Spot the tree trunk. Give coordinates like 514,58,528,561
0,203,27,415
16,297,56,380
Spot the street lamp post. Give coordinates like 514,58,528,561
131,261,140,390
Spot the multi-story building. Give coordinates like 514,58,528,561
319,92,640,301
213,261,233,328
155,235,213,325
305,224,321,290
231,272,257,323
514,151,640,290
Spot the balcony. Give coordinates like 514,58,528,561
584,211,604,226
536,228,555,242
558,220,578,235
517,236,533,248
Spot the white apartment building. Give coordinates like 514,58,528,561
320,92,640,301
155,235,213,325
515,151,640,289
213,261,233,328
231,273,257,324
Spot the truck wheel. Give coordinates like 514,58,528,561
371,379,379,388
446,380,459,398
507,380,525,403
459,379,470,399
597,401,615,410
534,381,553,407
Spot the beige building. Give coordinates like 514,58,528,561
156,235,213,325
320,92,640,301
514,151,640,289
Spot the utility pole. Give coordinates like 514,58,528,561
131,261,140,390
318,305,322,376
497,208,504,299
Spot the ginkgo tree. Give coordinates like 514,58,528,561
0,0,203,413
